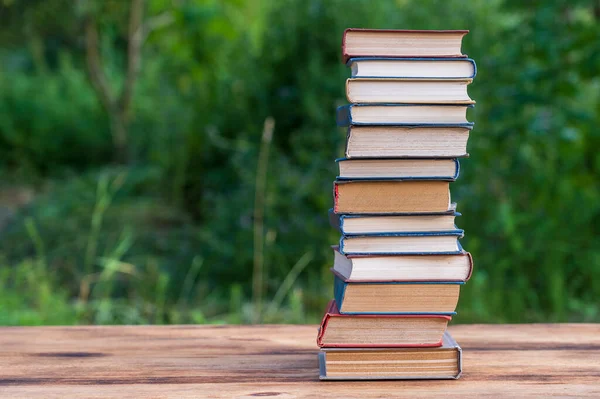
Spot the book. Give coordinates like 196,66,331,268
334,180,451,214
317,300,450,348
346,78,474,104
339,232,464,255
329,209,460,235
333,271,462,315
342,28,468,62
336,104,473,127
345,125,470,158
348,57,477,79
336,158,459,180
318,331,462,380
332,246,473,282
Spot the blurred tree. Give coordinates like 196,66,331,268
79,0,175,163
0,0,599,324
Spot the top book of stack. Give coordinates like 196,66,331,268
342,29,469,62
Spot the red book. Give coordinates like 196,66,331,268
317,300,451,348
342,29,469,63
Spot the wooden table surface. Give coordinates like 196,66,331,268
0,324,599,398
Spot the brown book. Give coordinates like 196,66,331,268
345,78,474,104
342,28,469,63
319,331,462,380
334,180,451,214
317,300,450,348
345,125,470,159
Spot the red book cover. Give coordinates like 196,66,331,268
342,28,469,63
317,300,451,348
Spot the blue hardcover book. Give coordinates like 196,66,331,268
329,208,462,236
346,57,477,79
333,270,463,315
339,231,464,256
336,104,474,127
336,158,460,181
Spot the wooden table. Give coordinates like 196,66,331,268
0,324,599,398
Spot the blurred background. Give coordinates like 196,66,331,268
0,0,599,326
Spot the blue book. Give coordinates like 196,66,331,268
346,57,477,79
333,270,463,315
336,158,460,181
339,231,464,256
329,208,462,236
336,103,474,127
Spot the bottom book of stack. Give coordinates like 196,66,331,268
317,300,462,380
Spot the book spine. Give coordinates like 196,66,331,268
336,105,351,127
328,209,341,231
344,128,352,158
333,275,347,313
341,28,349,63
471,58,478,78
316,302,333,347
453,159,460,180
333,182,340,213
465,252,474,282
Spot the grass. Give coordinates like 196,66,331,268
0,168,319,325
0,163,599,326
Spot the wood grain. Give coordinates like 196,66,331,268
0,324,599,398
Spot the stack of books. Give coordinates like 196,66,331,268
318,29,476,381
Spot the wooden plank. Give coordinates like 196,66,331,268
0,324,599,398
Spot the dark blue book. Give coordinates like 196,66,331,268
347,57,477,79
336,158,460,181
336,103,474,127
333,270,463,315
339,231,464,256
329,208,461,236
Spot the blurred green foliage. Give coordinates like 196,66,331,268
0,0,599,325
